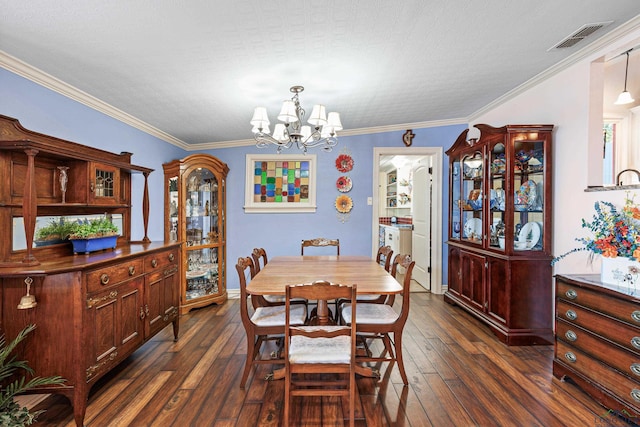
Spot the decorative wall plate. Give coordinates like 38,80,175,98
335,195,353,213
336,176,352,193
335,154,354,172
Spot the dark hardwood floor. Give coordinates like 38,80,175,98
28,292,615,426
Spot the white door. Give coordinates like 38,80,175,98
411,160,431,289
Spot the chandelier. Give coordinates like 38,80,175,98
250,85,342,153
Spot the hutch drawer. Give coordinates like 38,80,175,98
86,258,144,292
144,248,178,271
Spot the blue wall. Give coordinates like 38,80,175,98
1,67,465,290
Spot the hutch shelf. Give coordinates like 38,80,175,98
444,124,554,345
163,154,229,314
0,115,180,427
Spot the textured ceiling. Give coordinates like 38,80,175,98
1,1,640,146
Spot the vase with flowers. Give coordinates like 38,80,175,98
552,193,640,289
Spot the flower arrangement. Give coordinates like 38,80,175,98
552,193,640,265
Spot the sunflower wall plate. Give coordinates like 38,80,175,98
335,194,353,223
336,176,352,193
335,195,353,213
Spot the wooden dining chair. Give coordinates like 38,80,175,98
284,280,357,427
250,247,307,309
339,254,415,385
301,237,340,255
333,246,394,322
376,245,394,272
236,256,307,389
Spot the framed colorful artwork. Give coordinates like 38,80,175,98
244,154,317,213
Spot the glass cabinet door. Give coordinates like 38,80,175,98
167,177,178,241
512,136,545,252
461,151,483,244
489,142,506,251
451,157,462,239
185,167,220,302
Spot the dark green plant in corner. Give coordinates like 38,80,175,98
0,325,65,427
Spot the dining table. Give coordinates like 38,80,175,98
246,255,403,379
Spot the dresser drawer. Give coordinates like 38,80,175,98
86,258,144,292
557,319,640,381
557,300,640,354
144,248,178,272
557,279,640,327
556,340,640,412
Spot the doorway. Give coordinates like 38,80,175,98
372,147,444,294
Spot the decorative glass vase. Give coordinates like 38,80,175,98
601,256,640,289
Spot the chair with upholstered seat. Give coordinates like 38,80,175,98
301,237,340,255
236,256,307,389
284,280,357,427
340,253,415,385
250,247,307,308
333,246,394,322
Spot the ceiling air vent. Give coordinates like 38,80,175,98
548,21,613,50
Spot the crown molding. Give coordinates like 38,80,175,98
0,50,191,150
469,14,640,122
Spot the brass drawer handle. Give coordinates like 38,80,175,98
631,389,640,403
565,310,577,321
151,259,158,268
631,363,640,376
100,273,110,285
565,289,577,300
565,330,577,342
169,253,175,262
128,266,136,276
631,337,640,350
139,306,145,320
632,310,640,323
564,352,577,363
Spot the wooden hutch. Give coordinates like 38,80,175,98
444,124,554,345
0,115,180,427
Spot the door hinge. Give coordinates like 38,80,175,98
427,266,431,273
428,167,433,174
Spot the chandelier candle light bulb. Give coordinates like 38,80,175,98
251,85,342,153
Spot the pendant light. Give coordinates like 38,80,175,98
614,50,635,105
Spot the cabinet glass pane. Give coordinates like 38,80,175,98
185,168,219,246
168,177,178,241
461,151,483,244
512,138,545,252
490,143,506,251
95,168,114,197
451,158,462,239
185,247,219,300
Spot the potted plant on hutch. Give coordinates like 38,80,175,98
68,215,120,255
33,218,75,247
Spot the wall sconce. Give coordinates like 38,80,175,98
614,49,635,105
17,276,37,309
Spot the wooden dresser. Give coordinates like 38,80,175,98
554,274,640,418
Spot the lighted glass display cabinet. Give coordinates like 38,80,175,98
163,154,229,314
445,124,554,345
